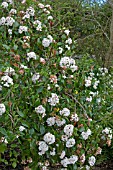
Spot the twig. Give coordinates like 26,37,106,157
65,92,89,119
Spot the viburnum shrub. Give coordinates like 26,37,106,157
0,1,113,170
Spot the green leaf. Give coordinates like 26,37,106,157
37,86,44,93
2,44,10,50
0,127,7,136
17,111,25,118
73,164,77,170
12,162,17,168
0,144,7,154
40,125,45,135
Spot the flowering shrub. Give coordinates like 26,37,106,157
0,1,113,170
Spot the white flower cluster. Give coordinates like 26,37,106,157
0,104,6,116
46,117,66,127
48,93,59,106
1,75,13,87
61,155,78,167
93,78,100,89
64,124,74,137
26,6,35,16
0,16,15,26
33,20,42,31
1,2,8,8
42,35,53,47
99,67,108,76
81,129,92,140
88,156,96,166
18,26,28,34
59,108,70,117
32,73,40,83
23,7,35,19
4,67,15,76
70,113,79,122
38,132,55,155
44,132,55,145
60,57,78,72
27,52,36,61
9,9,17,15
66,138,75,148
35,105,46,117
85,77,92,87
102,127,112,139
38,141,49,155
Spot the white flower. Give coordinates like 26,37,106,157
65,45,70,50
64,30,70,36
86,96,92,102
5,16,15,26
18,26,28,34
36,24,42,31
4,138,8,144
0,85,2,91
60,108,70,117
81,129,91,140
8,29,12,35
22,13,30,20
0,17,6,26
60,57,70,68
4,67,15,76
26,7,35,16
70,113,79,122
32,73,40,83
39,141,48,155
33,20,41,25
38,3,45,9
60,151,66,159
61,157,69,167
85,79,91,87
42,38,51,47
48,16,53,20
66,138,75,148
46,117,55,126
0,104,6,116
20,64,28,69
1,75,13,87
27,52,36,61
64,124,74,137
65,38,72,45
87,129,91,135
58,47,63,54
7,0,13,4
70,65,78,72
19,126,25,132
68,155,78,164
48,93,59,106
9,9,17,15
50,148,56,156
35,105,46,117
102,127,112,139
1,2,8,8
61,135,68,141
47,35,53,43
43,132,55,145
88,156,96,166
80,154,85,164
56,118,66,127
86,165,90,170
